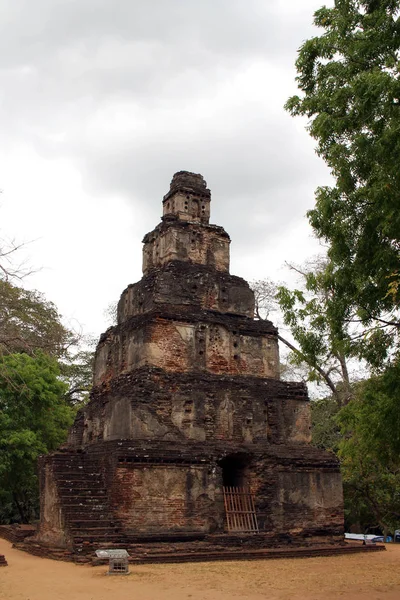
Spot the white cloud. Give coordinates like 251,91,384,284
0,0,333,338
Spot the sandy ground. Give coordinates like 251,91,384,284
1,539,400,600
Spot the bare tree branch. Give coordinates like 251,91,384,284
277,333,338,398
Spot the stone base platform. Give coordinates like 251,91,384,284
0,524,36,545
13,534,385,565
124,542,385,565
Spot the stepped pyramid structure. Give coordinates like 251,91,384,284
34,171,344,561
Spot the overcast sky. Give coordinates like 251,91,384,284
0,0,333,340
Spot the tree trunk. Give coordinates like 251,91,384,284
336,352,353,406
277,333,338,397
12,492,28,524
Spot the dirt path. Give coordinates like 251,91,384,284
1,539,400,600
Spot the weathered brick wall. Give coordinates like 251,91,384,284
80,368,310,446
66,409,84,447
111,463,223,533
34,437,343,550
280,399,312,444
142,222,230,274
93,315,279,386
102,440,342,540
162,171,211,225
243,451,343,538
117,262,255,321
163,192,211,224
272,470,344,537
163,171,211,223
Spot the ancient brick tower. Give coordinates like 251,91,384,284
36,172,344,559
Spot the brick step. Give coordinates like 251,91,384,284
64,510,110,517
53,467,101,473
75,542,387,562
127,546,385,564
74,540,209,554
51,464,101,471
50,458,97,464
65,515,111,523
55,470,101,481
15,539,386,564
68,513,118,527
14,542,74,561
50,455,97,460
63,504,110,520
73,540,122,550
63,504,108,509
57,479,105,484
57,477,105,489
127,544,386,565
61,497,107,504
55,472,103,477
60,495,106,502
62,501,109,508
71,526,119,535
73,534,125,545
59,492,105,499
64,510,108,517
69,519,116,527
61,489,106,495
62,509,109,517
71,539,211,556
58,488,107,495
82,541,129,549
52,468,101,474
64,513,110,521
66,510,113,524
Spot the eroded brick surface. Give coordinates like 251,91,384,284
35,171,344,560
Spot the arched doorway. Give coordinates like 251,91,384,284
218,454,259,533
219,453,249,488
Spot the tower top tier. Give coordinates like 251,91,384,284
163,171,211,224
142,171,229,274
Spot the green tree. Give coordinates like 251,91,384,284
338,358,400,534
0,227,93,521
285,0,400,365
277,258,356,405
0,352,75,523
0,280,72,357
311,395,342,452
60,342,95,406
0,279,94,405
252,259,358,405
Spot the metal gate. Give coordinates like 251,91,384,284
223,486,259,533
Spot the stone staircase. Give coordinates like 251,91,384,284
49,452,124,556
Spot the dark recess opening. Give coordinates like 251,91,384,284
219,453,249,488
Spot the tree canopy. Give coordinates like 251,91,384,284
285,0,400,366
0,352,75,522
251,259,358,404
284,0,400,534
277,258,355,404
0,280,72,357
0,234,94,522
338,358,400,533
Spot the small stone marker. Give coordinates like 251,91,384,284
0,554,8,567
95,549,129,575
